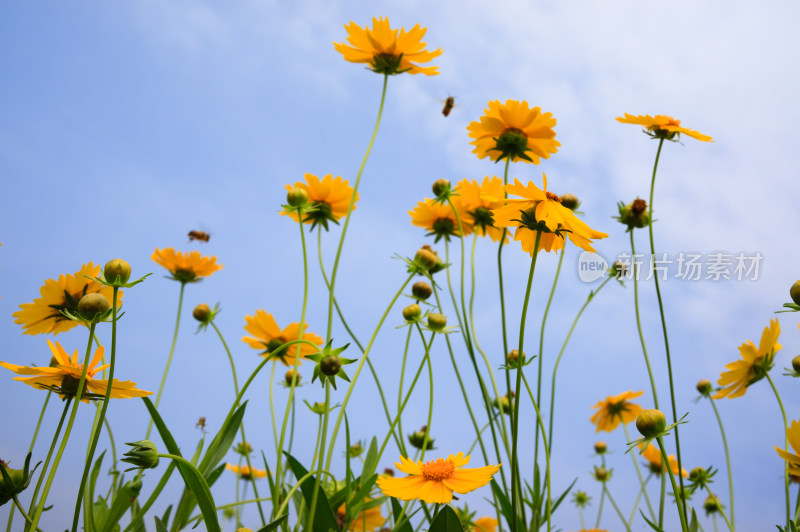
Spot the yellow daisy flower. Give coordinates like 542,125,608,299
616,113,713,142
333,17,442,76
639,443,688,477
489,175,608,254
13,263,120,335
455,177,508,243
0,340,151,402
590,390,644,433
151,248,223,283
409,197,473,242
775,419,800,477
337,500,385,532
471,516,499,532
242,310,323,365
376,452,499,504
467,100,559,164
281,174,358,231
714,319,781,399
225,463,267,480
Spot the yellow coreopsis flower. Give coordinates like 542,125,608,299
409,197,473,242
639,443,688,477
376,452,499,504
590,390,644,433
714,319,781,399
489,175,608,254
775,419,800,477
616,113,713,142
337,500,385,532
333,17,442,76
281,174,358,231
225,463,267,480
456,177,508,243
471,516,499,532
0,340,151,403
467,100,559,164
13,263,120,335
242,310,323,365
151,248,223,283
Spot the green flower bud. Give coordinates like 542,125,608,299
285,369,301,386
793,355,800,373
121,440,159,471
408,426,435,450
234,441,253,456
791,280,800,306
320,355,341,376
402,304,421,322
507,349,524,365
223,508,235,520
347,442,364,458
592,466,611,482
616,198,650,230
427,313,447,332
432,178,451,198
0,455,37,507
696,379,712,396
612,260,629,279
287,187,309,207
414,247,439,270
703,494,722,515
104,258,131,285
78,293,111,322
560,193,580,211
636,409,667,438
412,281,433,300
594,441,607,455
193,303,212,322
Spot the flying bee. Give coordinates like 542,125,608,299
441,96,455,117
196,417,206,432
188,230,211,243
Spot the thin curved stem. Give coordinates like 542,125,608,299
122,461,177,531
26,398,71,528
708,397,734,529
766,372,791,526
623,423,656,521
655,436,689,532
603,485,631,532
519,371,551,531
630,230,660,410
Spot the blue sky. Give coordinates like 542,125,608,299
2,1,800,530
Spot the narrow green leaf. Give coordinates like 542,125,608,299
550,477,578,513
198,402,247,477
688,508,699,532
427,505,462,532
103,477,143,531
490,479,525,532
361,437,379,485
162,456,221,532
284,452,339,532
640,509,665,532
256,514,288,532
154,516,169,532
390,498,413,532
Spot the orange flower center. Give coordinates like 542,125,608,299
420,458,455,481
545,191,560,202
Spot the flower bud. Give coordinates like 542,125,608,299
427,313,447,332
594,441,607,455
193,303,212,322
612,260,628,279
287,187,309,207
432,178,451,198
703,494,722,515
507,349,524,365
347,442,364,458
560,193,580,211
636,409,666,438
402,304,421,322
793,355,800,373
0,461,27,506
320,355,342,376
78,293,110,322
234,442,253,456
408,426,435,450
121,440,159,471
790,281,800,306
285,369,301,386
412,281,433,300
223,508,235,520
696,379,712,396
592,466,610,482
414,247,439,270
104,259,131,285
616,198,650,230
689,467,706,483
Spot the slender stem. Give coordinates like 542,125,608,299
655,436,689,532
122,462,177,531
413,325,436,461
708,397,734,529
595,488,606,528
10,393,52,532
146,282,186,439
519,371,551,531
630,231,660,409
623,423,656,521
11,496,41,532
210,321,239,396
704,486,734,532
627,474,651,526
766,372,791,526
307,382,331,530
26,398,71,526
396,325,414,455
603,485,631,532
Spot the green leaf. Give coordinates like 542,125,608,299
154,516,169,532
102,477,143,532
688,508,699,532
256,514,288,532
284,452,339,532
85,450,106,532
550,476,578,513
361,437,379,486
427,505,462,532
198,402,247,477
640,509,665,532
391,498,413,532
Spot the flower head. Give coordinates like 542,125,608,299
376,452,499,504
13,263,120,335
590,390,644,432
775,419,800,477
282,174,358,231
151,248,223,283
489,175,608,254
456,177,509,243
616,113,713,142
470,517,498,532
639,444,688,477
1,340,151,403
467,100,559,163
225,463,267,480
714,319,781,399
337,500,384,532
242,310,323,365
334,17,442,76
409,197,473,242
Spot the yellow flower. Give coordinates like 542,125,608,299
0,340,151,403
775,419,800,477
151,248,223,283
471,516,498,532
590,390,644,433
714,319,781,399
225,463,267,480
281,174,358,231
242,310,323,365
409,197,473,242
639,444,688,477
489,175,608,254
13,263,120,335
333,17,442,76
456,177,508,243
467,100,559,164
616,113,713,142
337,500,385,532
376,452,499,504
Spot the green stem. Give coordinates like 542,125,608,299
630,230,660,410
627,474,651,526
595,487,606,528
603,485,631,532
766,372,791,526
11,496,41,532
26,398,71,528
519,371,551,531
623,423,656,521
413,324,436,461
704,486,734,532
307,382,330,530
708,397,734,529
655,436,689,532
210,321,239,396
122,462,177,531
10,393,52,532
396,325,414,456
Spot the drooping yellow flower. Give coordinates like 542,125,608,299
242,310,323,365
590,390,644,433
337,500,385,532
0,340,151,403
471,516,499,532
225,463,267,480
13,263,120,335
409,197,473,242
456,177,508,243
151,248,223,283
616,113,713,142
775,419,800,477
714,319,781,399
639,443,688,477
489,175,608,254
467,100,559,164
281,174,358,231
376,452,499,504
333,17,442,76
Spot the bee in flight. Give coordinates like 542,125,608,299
196,417,206,432
442,96,455,117
188,230,210,242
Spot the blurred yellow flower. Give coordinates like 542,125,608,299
714,319,781,399
471,516,498,532
616,113,713,142
639,443,688,477
337,500,384,532
409,197,473,242
467,100,559,164
775,419,800,477
456,177,508,243
0,340,151,403
333,17,442,76
242,310,323,365
151,248,223,283
282,174,358,231
590,390,644,433
13,263,120,335
225,463,267,480
376,452,499,504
